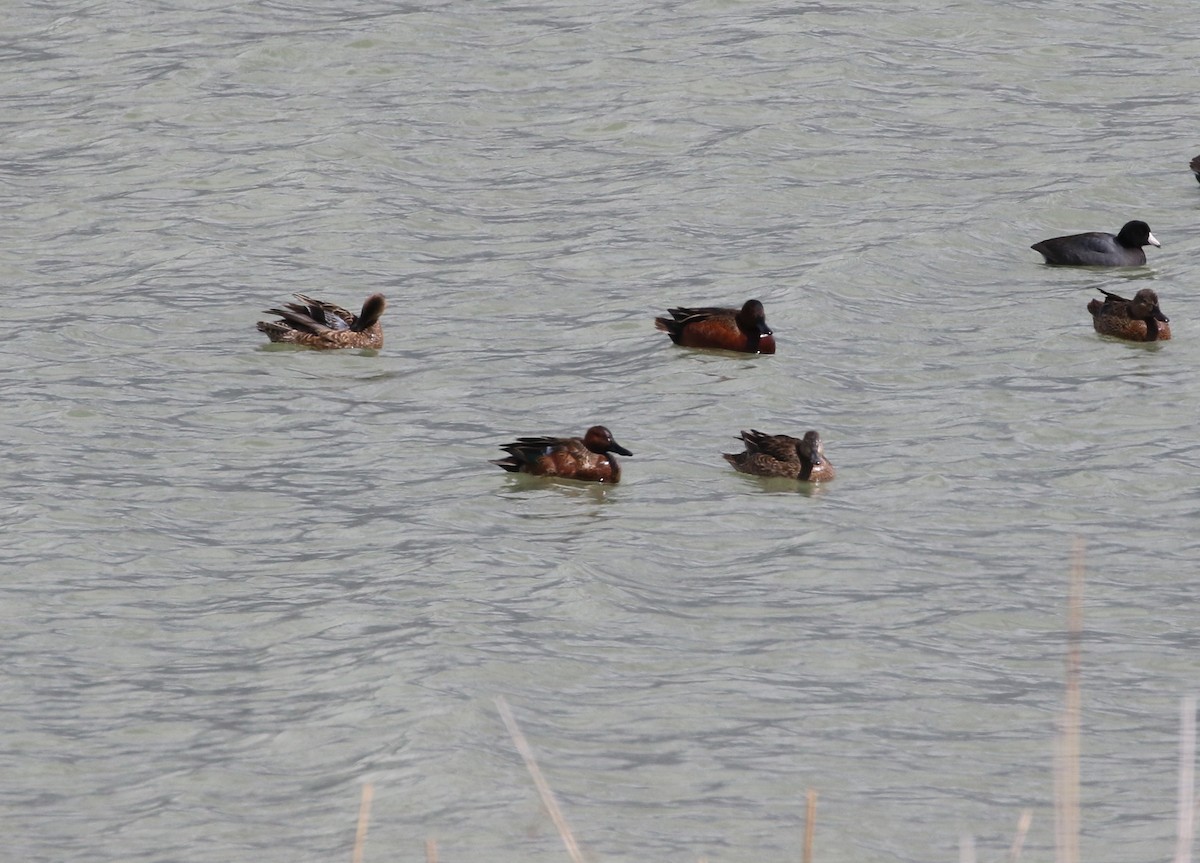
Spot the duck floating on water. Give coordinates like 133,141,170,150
492,425,633,483
257,293,386,350
654,299,775,354
1086,287,1170,342
723,429,835,482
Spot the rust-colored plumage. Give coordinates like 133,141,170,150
257,293,386,350
492,425,633,483
654,299,775,354
723,429,835,482
1087,288,1170,342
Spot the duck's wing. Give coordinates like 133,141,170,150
740,429,801,462
292,294,355,330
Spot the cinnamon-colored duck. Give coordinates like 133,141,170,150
492,426,633,483
654,299,775,354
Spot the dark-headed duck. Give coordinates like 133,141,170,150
654,299,775,354
492,425,633,483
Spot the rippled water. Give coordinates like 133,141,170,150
4,1,1200,861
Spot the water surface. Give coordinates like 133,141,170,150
4,1,1200,861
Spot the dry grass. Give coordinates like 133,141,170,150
1175,695,1196,863
351,782,373,863
348,544,1200,863
804,788,818,863
1054,539,1084,863
496,695,587,863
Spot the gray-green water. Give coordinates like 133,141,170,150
4,2,1200,861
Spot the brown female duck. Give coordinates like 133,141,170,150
492,425,633,483
654,299,775,354
1087,288,1170,342
257,293,386,350
723,429,835,482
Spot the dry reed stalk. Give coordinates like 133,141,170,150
1175,695,1197,863
425,837,439,863
1008,809,1032,863
959,832,976,863
495,696,587,863
803,789,817,863
352,782,374,863
1054,540,1083,863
